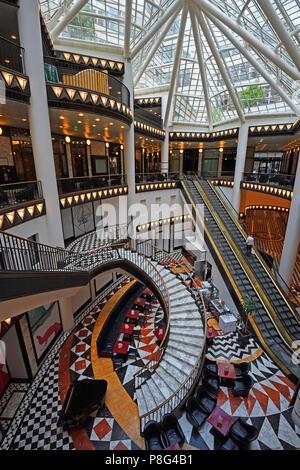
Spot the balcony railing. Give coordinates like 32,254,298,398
243,172,295,189
135,172,180,183
0,181,43,209
44,56,130,107
0,35,25,74
57,174,127,195
134,105,163,129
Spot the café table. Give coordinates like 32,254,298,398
218,362,236,387
113,340,130,355
134,297,147,306
154,327,166,342
143,288,154,296
126,310,139,320
120,323,134,335
207,405,235,437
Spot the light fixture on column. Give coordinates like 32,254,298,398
105,142,109,148
65,136,71,144
120,145,124,150
0,127,2,135
180,149,184,154
219,148,224,153
199,148,203,153
86,139,91,146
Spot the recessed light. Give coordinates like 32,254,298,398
77,120,82,124
78,113,84,117
59,116,64,120
95,118,101,121
11,35,17,40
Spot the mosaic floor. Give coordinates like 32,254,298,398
1,275,299,451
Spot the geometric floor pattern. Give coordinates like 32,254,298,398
2,272,300,450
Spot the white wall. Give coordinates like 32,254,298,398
6,215,50,245
71,284,91,314
3,325,28,379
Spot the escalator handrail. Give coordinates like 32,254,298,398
204,178,300,320
182,178,294,355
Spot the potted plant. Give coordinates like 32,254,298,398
238,296,256,338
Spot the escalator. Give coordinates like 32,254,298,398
181,177,300,379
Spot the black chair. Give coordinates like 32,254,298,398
204,358,218,377
186,397,209,430
229,418,258,448
202,370,220,396
234,362,250,378
232,375,253,397
144,420,166,450
219,418,258,450
195,386,217,414
161,413,185,447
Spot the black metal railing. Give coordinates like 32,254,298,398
57,174,127,195
0,35,25,74
0,181,43,209
44,56,130,107
243,172,295,188
134,105,163,129
135,172,180,183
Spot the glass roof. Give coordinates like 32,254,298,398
40,0,300,126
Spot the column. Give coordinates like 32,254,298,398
279,158,300,286
161,128,169,174
59,297,74,332
179,150,184,175
90,279,96,300
198,149,203,175
217,149,223,177
86,142,93,176
232,123,249,212
123,62,135,209
65,141,73,177
18,0,64,248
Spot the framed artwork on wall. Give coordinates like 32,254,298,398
27,302,62,362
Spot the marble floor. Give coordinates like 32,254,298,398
1,276,299,451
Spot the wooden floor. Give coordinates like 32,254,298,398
245,209,300,286
91,280,145,450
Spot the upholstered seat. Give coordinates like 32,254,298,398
143,420,166,450
232,375,253,397
161,413,185,447
186,397,209,430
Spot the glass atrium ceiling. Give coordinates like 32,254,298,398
40,0,300,126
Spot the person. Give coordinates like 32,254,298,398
246,234,254,256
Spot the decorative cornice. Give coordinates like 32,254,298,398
240,181,293,200
55,52,124,75
0,66,30,101
136,181,178,192
47,83,132,124
170,128,238,141
59,186,128,209
134,119,165,140
136,214,191,232
0,199,46,230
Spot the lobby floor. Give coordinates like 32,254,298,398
1,277,299,451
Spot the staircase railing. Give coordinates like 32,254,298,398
132,238,207,422
0,232,170,327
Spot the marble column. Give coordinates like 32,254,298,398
279,157,300,287
18,0,64,247
232,123,249,213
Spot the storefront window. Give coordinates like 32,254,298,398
70,140,88,177
52,137,69,178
